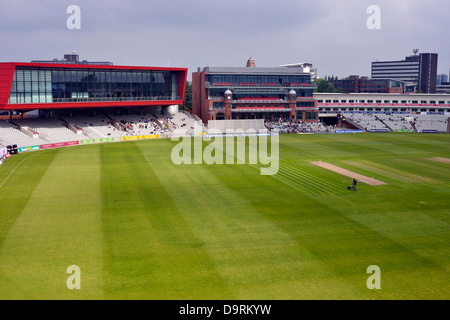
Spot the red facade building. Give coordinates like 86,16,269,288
192,62,318,123
0,62,187,112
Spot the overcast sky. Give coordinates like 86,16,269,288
0,0,448,81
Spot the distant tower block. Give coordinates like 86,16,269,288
246,57,256,67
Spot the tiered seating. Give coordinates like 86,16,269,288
0,111,209,148
1,111,447,150
413,114,449,133
108,113,163,136
168,112,195,135
17,118,84,143
343,112,449,133
0,121,49,148
376,114,413,131
344,113,389,131
60,115,128,138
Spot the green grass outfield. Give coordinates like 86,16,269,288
0,133,449,299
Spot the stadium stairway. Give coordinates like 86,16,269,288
341,117,365,131
374,115,393,132
104,114,128,133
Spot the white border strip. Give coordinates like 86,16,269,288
0,150,55,190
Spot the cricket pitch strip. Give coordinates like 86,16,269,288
311,161,387,186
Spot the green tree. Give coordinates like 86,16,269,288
184,81,192,111
315,78,335,93
315,76,345,93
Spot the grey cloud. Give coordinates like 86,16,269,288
0,0,448,79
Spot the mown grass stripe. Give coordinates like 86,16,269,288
282,162,344,190
351,159,433,184
138,142,364,299
100,141,232,299
0,150,59,249
255,160,345,196
278,163,340,195
340,160,420,185
214,138,450,299
0,146,103,299
0,133,448,299
394,158,450,184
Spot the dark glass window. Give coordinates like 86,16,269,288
305,112,317,120
9,67,180,104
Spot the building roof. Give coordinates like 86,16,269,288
200,66,308,75
0,62,187,72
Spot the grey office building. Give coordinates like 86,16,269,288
371,53,438,93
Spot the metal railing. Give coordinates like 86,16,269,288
233,99,288,104
52,96,181,103
11,96,181,104
205,82,316,89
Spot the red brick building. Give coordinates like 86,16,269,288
192,61,318,123
334,75,405,94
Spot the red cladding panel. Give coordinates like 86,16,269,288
0,63,14,106
0,62,188,110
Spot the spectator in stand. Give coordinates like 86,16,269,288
265,119,328,134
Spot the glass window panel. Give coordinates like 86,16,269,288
9,93,17,104
211,75,223,83
52,70,60,82
24,70,31,82
170,73,177,99
38,92,46,103
71,71,80,82
80,71,87,82
38,81,45,92
124,72,131,83
16,93,23,103
65,70,72,82
32,81,39,96
145,72,152,83
31,70,39,82
88,71,95,83
39,70,46,82
52,70,58,82
16,69,24,81
25,92,32,103
224,75,233,83
114,72,121,83
17,79,24,92
10,77,17,93
157,72,166,83
24,82,32,93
